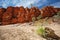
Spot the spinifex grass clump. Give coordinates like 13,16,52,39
57,11,60,16
36,27,60,40
53,11,60,18
36,26,45,37
52,11,60,23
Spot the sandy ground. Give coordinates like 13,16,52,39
0,23,45,40
0,17,60,40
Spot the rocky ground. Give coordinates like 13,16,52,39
0,16,60,40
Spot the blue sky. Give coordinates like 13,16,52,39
50,2,60,8
0,0,60,8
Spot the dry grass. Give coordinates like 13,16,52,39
0,17,60,40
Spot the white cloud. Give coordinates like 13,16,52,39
15,0,37,7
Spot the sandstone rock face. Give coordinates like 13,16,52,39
0,6,60,25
